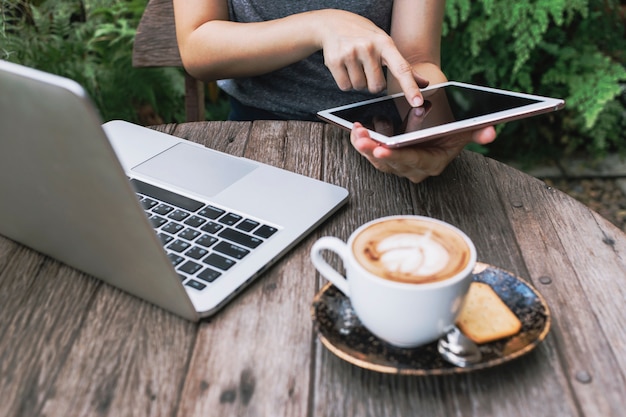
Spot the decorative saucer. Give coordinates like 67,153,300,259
311,262,551,375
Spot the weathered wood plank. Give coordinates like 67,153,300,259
175,121,325,417
487,158,626,417
38,286,196,417
132,0,181,67
0,248,101,417
320,125,416,229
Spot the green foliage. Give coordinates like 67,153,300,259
443,0,626,162
1,0,623,161
1,0,186,123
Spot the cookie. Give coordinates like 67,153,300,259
456,282,522,344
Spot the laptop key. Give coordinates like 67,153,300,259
162,222,184,235
184,215,207,228
140,198,158,210
168,209,190,221
158,233,174,245
197,268,222,283
237,219,259,232
196,234,218,248
186,246,209,259
203,253,236,270
179,260,203,275
153,203,174,215
149,215,168,228
179,228,201,241
201,221,223,235
214,241,250,259
168,239,191,253
185,280,207,291
131,179,204,212
168,253,184,266
254,225,278,239
219,228,263,249
198,206,225,220
219,213,242,226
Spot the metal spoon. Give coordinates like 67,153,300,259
437,326,482,367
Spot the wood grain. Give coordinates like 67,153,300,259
175,121,325,417
0,245,102,417
132,0,180,67
488,158,626,417
1,121,625,417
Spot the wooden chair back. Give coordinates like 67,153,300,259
132,0,205,121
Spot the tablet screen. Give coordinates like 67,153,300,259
329,84,541,137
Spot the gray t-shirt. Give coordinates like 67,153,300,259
217,0,394,120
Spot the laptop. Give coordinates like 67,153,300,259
0,60,349,321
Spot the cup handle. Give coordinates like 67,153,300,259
310,237,351,296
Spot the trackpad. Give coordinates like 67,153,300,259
132,143,258,197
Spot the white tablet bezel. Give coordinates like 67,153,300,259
317,81,565,148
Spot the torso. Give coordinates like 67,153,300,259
219,0,394,120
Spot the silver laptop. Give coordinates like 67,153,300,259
0,60,348,321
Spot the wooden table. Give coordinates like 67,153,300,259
1,121,625,417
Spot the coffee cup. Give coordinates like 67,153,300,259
310,215,476,348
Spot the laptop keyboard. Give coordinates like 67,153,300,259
131,178,278,291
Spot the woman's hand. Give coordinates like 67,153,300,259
315,10,429,107
350,122,497,183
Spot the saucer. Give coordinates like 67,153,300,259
311,262,551,375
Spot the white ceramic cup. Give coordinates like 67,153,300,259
310,215,477,348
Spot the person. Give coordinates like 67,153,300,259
173,0,496,183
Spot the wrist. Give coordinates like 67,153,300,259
303,9,333,50
304,9,354,50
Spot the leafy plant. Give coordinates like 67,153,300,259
1,0,187,124
2,0,624,162
442,0,626,162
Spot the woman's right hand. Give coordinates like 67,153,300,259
314,9,429,107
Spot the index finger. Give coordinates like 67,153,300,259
382,49,424,107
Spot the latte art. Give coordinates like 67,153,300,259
376,232,450,277
353,218,471,284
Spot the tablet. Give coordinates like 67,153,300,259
317,81,565,148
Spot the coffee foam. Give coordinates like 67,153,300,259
377,232,450,277
352,218,470,284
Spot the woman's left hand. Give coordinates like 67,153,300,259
350,122,497,183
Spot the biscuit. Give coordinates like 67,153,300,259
456,282,522,344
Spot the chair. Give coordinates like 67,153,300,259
132,0,205,121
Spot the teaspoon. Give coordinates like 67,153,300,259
437,326,482,367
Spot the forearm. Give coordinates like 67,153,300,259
177,11,325,81
387,0,446,93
